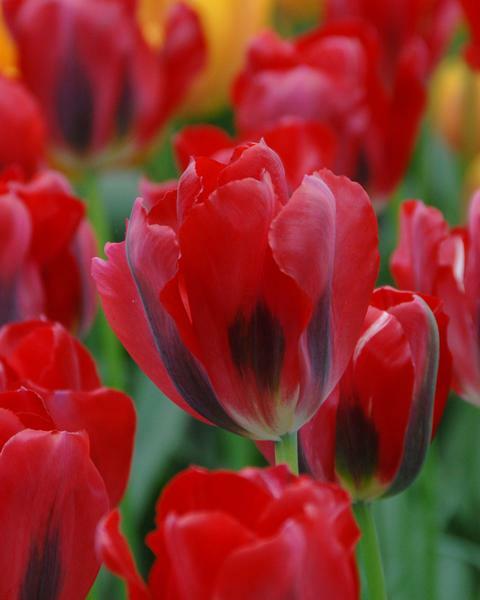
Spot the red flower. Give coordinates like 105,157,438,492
290,287,451,501
0,319,136,506
460,0,480,68
97,466,360,599
0,169,97,333
325,0,458,78
93,141,378,439
0,319,136,598
232,15,455,204
0,74,45,177
174,120,337,192
2,0,205,166
233,27,371,179
0,429,109,599
391,196,480,404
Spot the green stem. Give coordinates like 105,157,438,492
355,502,388,600
77,170,125,391
274,431,299,475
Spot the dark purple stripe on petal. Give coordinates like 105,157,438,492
0,281,18,327
115,73,134,138
307,291,332,393
126,245,245,435
228,302,285,393
55,49,94,153
21,524,63,600
386,311,439,497
335,401,379,491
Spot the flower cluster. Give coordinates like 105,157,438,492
0,0,479,598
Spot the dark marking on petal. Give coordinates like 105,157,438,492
386,321,439,497
335,401,379,491
354,149,370,189
298,437,311,475
55,50,94,153
126,242,245,435
21,524,63,600
307,292,332,393
228,302,285,392
115,73,134,138
0,280,18,327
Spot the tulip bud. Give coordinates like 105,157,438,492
298,287,451,501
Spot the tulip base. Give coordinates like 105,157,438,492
355,502,388,600
275,432,299,475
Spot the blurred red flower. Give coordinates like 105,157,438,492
231,6,456,205
325,0,458,78
2,0,205,167
292,287,451,501
392,195,480,405
0,74,45,176
93,141,378,439
0,169,97,333
0,319,136,598
98,465,360,599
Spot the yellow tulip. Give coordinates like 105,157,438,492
430,57,480,158
138,0,274,116
0,6,17,77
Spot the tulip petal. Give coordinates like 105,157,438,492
170,176,307,436
155,467,273,531
390,199,449,294
46,388,136,506
373,289,441,495
0,429,109,600
97,510,150,600
174,125,235,171
0,320,100,390
158,512,256,600
93,229,237,430
271,170,378,409
126,199,247,433
0,191,31,280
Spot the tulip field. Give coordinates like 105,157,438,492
2,1,480,599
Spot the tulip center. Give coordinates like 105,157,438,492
228,302,285,393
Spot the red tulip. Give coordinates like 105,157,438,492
93,141,379,439
293,287,451,501
233,27,371,178
2,0,205,166
391,196,480,404
0,429,109,599
325,0,458,78
0,169,97,333
97,466,360,599
460,0,480,68
232,21,431,204
0,74,45,177
174,119,337,191
0,319,136,597
0,319,136,506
